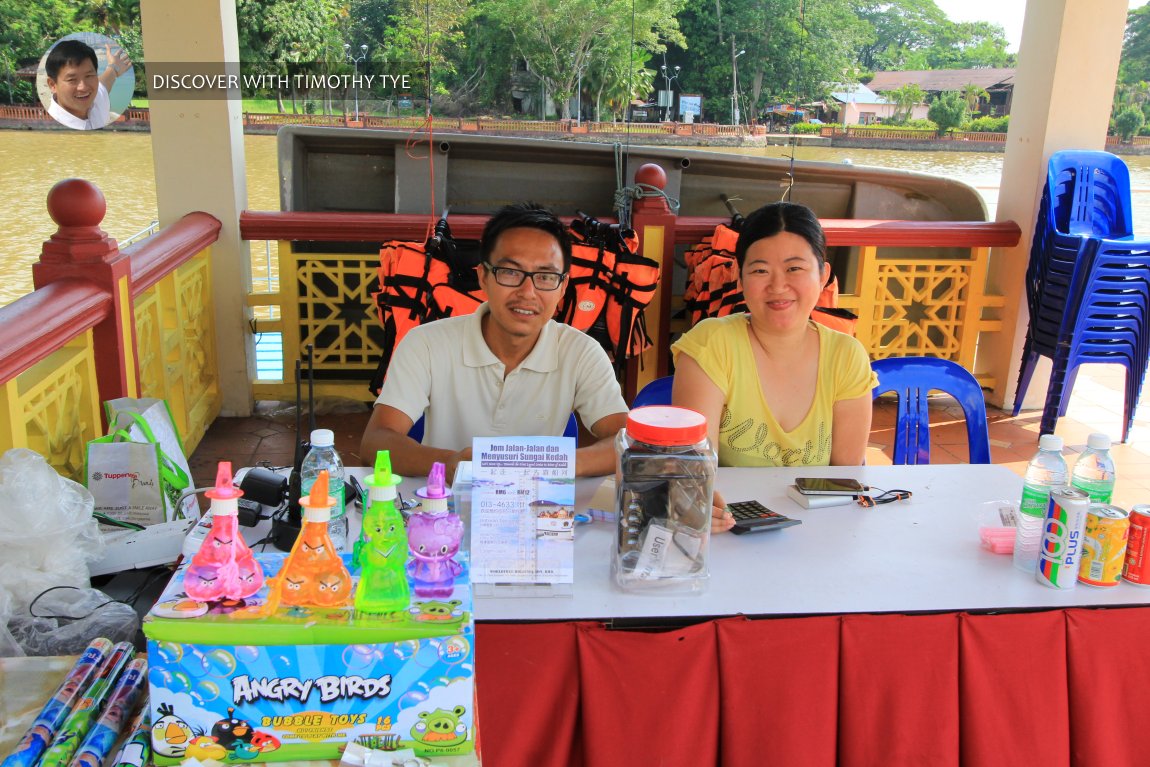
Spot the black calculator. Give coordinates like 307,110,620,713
727,501,802,535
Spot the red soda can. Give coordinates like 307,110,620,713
1037,487,1090,590
1078,504,1130,587
1123,505,1150,586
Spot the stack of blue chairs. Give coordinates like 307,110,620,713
1013,150,1150,442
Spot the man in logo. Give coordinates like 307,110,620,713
45,39,131,130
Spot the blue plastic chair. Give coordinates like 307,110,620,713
1015,151,1150,441
1024,151,1135,343
871,357,992,465
1047,151,1132,240
407,413,578,444
632,376,674,408
1016,235,1150,441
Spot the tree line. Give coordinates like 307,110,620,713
1,0,1142,128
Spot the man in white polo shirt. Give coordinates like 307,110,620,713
361,203,629,480
45,39,131,130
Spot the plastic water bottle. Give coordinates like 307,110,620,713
1071,433,1116,503
1013,434,1068,573
300,428,347,552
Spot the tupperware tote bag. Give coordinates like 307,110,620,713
86,398,197,525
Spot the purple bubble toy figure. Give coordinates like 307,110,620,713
407,462,463,598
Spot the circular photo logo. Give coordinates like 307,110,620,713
37,32,135,130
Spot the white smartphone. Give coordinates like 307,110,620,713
794,477,868,495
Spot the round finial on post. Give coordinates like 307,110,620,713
38,178,117,268
46,178,107,229
635,163,667,191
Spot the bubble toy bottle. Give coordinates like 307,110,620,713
184,462,265,602
353,451,411,614
406,462,464,598
268,470,352,608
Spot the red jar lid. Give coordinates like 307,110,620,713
626,406,708,446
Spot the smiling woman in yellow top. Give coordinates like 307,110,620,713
671,201,876,473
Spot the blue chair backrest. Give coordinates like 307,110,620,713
632,376,674,408
871,357,991,465
408,414,425,443
408,412,577,443
1047,150,1133,240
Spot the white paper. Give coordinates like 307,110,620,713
470,437,576,585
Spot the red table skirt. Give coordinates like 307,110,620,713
473,607,1150,767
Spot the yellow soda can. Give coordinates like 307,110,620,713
1078,503,1130,587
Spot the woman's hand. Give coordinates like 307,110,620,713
711,488,734,534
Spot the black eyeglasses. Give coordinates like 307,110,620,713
482,263,567,291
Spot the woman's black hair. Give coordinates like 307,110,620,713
734,201,826,269
481,202,572,271
46,40,99,81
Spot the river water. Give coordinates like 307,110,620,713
3,131,1150,306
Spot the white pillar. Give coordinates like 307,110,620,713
982,0,1129,410
140,0,254,416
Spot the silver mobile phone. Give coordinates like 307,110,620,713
794,477,868,495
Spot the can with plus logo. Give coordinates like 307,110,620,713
1037,487,1090,590
1078,504,1130,587
1122,505,1150,586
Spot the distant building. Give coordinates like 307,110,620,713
822,83,929,125
866,68,1016,117
510,59,556,119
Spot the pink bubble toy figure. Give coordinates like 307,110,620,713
354,451,410,614
407,462,464,598
184,462,265,602
267,471,352,609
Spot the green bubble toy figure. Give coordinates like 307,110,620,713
354,451,410,614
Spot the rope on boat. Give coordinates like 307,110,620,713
614,178,681,228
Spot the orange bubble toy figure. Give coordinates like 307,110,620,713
266,470,352,609
184,462,265,602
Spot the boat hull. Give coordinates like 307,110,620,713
276,127,987,222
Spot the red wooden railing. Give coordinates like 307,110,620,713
239,209,1021,250
128,212,223,296
0,280,110,384
0,179,221,406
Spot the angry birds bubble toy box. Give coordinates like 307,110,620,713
143,465,474,764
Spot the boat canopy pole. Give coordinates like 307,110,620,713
719,194,744,227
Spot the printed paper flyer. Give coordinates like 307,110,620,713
469,437,576,585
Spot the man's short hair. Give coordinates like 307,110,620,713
481,202,572,272
46,39,99,80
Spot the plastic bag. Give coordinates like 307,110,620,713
0,448,107,655
6,586,138,655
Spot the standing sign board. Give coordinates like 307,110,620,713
468,437,577,596
679,94,702,119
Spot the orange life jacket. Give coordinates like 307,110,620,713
370,214,661,392
560,217,660,372
370,219,487,394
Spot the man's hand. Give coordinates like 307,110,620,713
711,488,734,534
104,43,132,76
445,447,472,485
